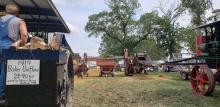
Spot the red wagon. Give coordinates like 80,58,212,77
96,58,115,77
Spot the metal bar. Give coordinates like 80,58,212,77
26,22,63,26
30,0,39,8
28,28,66,33
166,57,196,64
24,19,62,24
161,62,206,66
205,28,208,42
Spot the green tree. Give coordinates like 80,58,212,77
137,4,185,60
85,0,155,56
180,0,212,53
178,27,196,53
181,0,212,26
135,39,167,60
147,3,185,60
136,11,167,60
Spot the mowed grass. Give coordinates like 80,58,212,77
73,69,220,107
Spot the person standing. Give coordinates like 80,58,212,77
0,4,28,98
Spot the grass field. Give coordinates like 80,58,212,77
73,69,220,107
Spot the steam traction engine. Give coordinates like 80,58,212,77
124,49,151,76
165,20,220,96
188,21,220,96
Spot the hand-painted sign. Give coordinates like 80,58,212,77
6,60,40,85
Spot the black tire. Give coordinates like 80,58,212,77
144,70,148,74
124,68,129,76
180,72,189,80
112,73,114,77
100,72,103,77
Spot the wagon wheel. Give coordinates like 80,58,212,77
125,68,129,76
190,65,215,96
100,69,103,77
180,71,189,80
57,80,67,107
86,70,89,77
112,73,114,77
65,78,73,107
124,65,130,76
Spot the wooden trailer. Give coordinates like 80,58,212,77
96,58,115,77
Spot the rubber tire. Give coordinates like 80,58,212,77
100,72,103,77
180,72,189,80
112,73,114,77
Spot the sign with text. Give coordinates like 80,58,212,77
6,60,40,85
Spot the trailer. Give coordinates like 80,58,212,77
0,0,73,106
96,58,115,77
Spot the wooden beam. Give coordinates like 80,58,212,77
0,6,55,16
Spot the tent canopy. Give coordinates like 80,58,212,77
0,0,70,33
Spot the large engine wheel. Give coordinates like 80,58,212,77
190,65,215,96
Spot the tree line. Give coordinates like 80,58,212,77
85,0,213,60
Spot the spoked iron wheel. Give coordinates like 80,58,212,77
190,65,215,96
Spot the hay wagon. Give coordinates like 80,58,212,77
96,58,115,77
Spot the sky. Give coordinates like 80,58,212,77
52,0,220,57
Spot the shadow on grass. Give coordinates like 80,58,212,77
87,75,101,78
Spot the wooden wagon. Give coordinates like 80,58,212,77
96,58,115,77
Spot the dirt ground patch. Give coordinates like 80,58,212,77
133,73,170,81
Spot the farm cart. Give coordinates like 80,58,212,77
0,0,73,106
124,49,152,76
96,58,115,77
163,20,220,96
